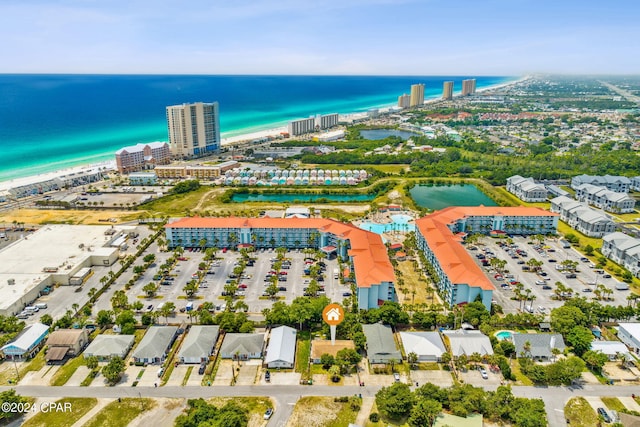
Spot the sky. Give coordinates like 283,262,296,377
1,0,638,75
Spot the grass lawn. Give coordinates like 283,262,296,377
564,397,597,427
601,396,626,412
365,401,408,427
510,360,533,386
288,396,360,427
395,259,438,306
22,398,97,427
295,330,311,379
182,366,193,386
206,397,272,427
50,356,86,386
83,398,155,427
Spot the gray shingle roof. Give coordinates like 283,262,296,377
220,333,264,356
84,335,134,359
362,323,401,362
513,333,565,358
178,325,219,361
132,326,178,360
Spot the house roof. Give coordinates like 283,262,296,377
591,341,629,356
45,346,69,361
362,324,401,361
399,332,446,358
512,333,565,358
310,340,355,360
132,326,178,360
619,323,640,340
443,330,493,356
165,217,395,289
178,326,220,360
46,329,85,347
84,335,135,358
265,326,297,365
220,333,265,356
1,323,49,353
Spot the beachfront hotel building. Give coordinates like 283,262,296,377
288,113,339,136
398,94,411,109
166,102,220,158
410,84,425,107
115,142,171,174
442,81,454,100
315,113,339,129
461,79,477,96
164,217,396,310
415,207,559,310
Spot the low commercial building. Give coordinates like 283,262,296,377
415,206,558,310
264,326,297,369
165,217,396,310
154,161,239,179
0,224,122,317
362,323,401,364
399,331,446,362
571,174,631,193
574,184,635,213
128,172,158,186
132,326,178,365
506,176,548,202
617,323,640,354
550,196,616,237
219,333,265,360
591,341,630,361
45,329,89,363
83,335,135,361
443,330,493,357
0,323,49,359
601,232,640,277
178,325,220,364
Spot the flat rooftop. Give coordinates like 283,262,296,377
0,225,123,312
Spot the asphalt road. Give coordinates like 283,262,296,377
4,383,640,427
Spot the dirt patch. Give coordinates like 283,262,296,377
0,208,139,225
286,397,344,427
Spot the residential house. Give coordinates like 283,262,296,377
362,323,401,364
617,323,640,354
0,323,49,359
45,328,89,363
443,330,493,357
219,333,265,360
83,335,135,361
178,325,220,364
132,326,178,365
264,326,297,369
399,331,446,362
512,333,565,360
590,341,630,361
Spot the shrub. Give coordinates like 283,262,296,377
369,412,380,422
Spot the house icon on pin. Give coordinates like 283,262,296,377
326,308,341,322
323,303,344,326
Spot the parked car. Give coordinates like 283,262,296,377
198,363,207,375
597,408,611,423
394,373,401,382
264,408,274,420
480,369,488,379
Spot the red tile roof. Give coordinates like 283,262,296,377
166,217,395,288
415,207,558,292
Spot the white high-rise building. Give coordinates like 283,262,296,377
166,102,220,158
398,94,411,108
315,113,339,130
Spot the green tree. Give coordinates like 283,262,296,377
102,356,125,385
159,302,176,323
407,351,419,369
582,350,608,373
40,313,53,326
183,281,199,299
96,310,114,327
143,282,158,298
566,325,594,357
408,398,442,427
86,355,99,370
320,353,335,370
551,305,588,335
375,383,414,420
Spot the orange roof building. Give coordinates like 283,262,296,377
415,206,559,310
165,217,396,310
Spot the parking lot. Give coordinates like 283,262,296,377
470,235,631,315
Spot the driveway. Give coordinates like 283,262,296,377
409,369,454,387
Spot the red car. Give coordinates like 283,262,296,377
238,284,248,289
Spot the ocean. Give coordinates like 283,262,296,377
0,74,513,182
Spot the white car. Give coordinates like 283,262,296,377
480,369,488,379
263,408,274,420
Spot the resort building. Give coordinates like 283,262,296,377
114,142,170,174
550,196,616,237
601,232,640,277
397,94,411,109
287,117,316,136
315,113,339,130
166,102,220,158
442,81,454,100
164,217,396,310
410,83,425,107
415,207,558,310
128,172,158,186
506,175,548,202
154,161,239,180
0,165,107,199
574,184,635,213
461,79,477,96
571,174,632,192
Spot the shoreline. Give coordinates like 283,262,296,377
0,76,527,187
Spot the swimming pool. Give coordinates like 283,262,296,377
358,214,415,234
495,330,514,341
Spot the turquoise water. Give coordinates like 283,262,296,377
359,129,419,141
495,331,513,341
230,193,373,203
0,75,514,182
359,214,415,234
409,184,497,210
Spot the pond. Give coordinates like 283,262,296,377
359,129,419,141
230,193,373,203
409,184,497,210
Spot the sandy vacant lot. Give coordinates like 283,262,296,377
1,208,140,225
